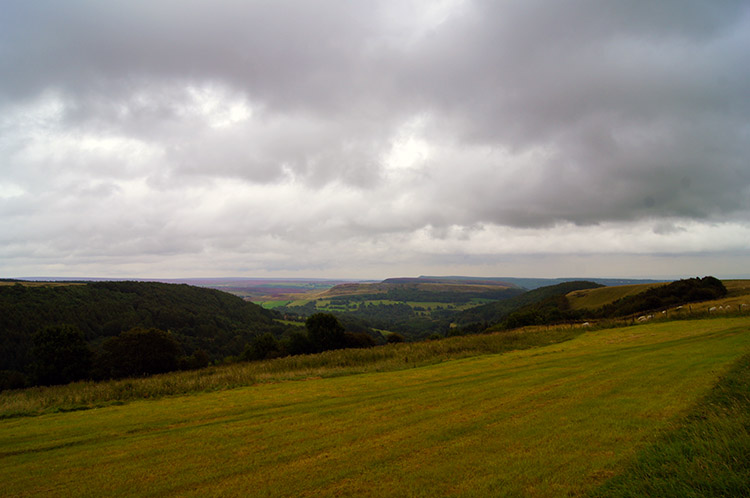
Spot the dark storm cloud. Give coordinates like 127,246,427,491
1,1,373,101
398,0,750,226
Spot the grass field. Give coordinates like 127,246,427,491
0,324,588,418
0,281,85,287
591,352,750,497
1,317,748,497
261,298,492,317
567,279,750,315
566,283,666,310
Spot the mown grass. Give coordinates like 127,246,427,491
0,318,748,497
0,324,585,419
590,352,750,497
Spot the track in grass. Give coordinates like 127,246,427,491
1,318,748,497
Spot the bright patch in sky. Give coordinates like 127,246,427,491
184,85,252,128
383,117,431,174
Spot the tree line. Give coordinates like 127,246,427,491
0,282,294,389
0,277,730,390
2,312,377,389
453,277,728,334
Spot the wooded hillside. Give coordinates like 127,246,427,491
0,281,290,383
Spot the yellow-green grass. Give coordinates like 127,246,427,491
659,280,750,318
724,279,750,296
273,319,305,327
567,279,750,317
0,325,586,418
260,300,294,309
1,318,748,497
566,283,667,311
590,352,750,497
0,281,85,287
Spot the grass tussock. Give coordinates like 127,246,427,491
590,353,750,498
0,325,584,419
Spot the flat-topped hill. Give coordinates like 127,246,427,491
290,276,519,301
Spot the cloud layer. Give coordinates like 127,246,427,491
2,0,749,278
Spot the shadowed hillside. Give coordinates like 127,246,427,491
0,281,291,387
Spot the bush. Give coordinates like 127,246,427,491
98,328,182,378
306,313,347,352
0,370,28,391
243,333,281,361
31,325,92,386
344,332,377,349
179,350,210,370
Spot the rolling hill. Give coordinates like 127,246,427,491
286,276,521,302
452,280,604,327
0,281,291,380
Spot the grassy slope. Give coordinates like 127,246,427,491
0,325,587,418
567,279,750,314
296,281,514,300
590,352,750,497
1,317,749,497
566,283,667,311
454,280,603,326
0,281,85,287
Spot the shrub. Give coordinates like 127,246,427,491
31,325,92,386
98,328,182,378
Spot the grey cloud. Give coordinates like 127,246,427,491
397,1,750,227
0,1,383,110
2,0,750,277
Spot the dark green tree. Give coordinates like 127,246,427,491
99,328,182,378
179,349,211,370
31,324,92,385
386,333,406,344
284,330,315,355
343,331,377,348
305,313,346,352
0,370,28,391
243,333,281,361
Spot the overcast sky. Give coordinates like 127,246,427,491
1,0,749,280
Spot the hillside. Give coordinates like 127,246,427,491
566,282,668,310
593,276,727,318
0,281,289,381
267,277,524,339
453,280,604,327
2,317,748,496
303,276,520,302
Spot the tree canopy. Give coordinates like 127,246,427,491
31,324,92,386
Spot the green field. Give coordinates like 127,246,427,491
0,281,85,287
2,317,748,496
566,283,667,311
262,298,492,314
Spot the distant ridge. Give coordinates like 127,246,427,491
419,276,669,290
381,276,518,287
